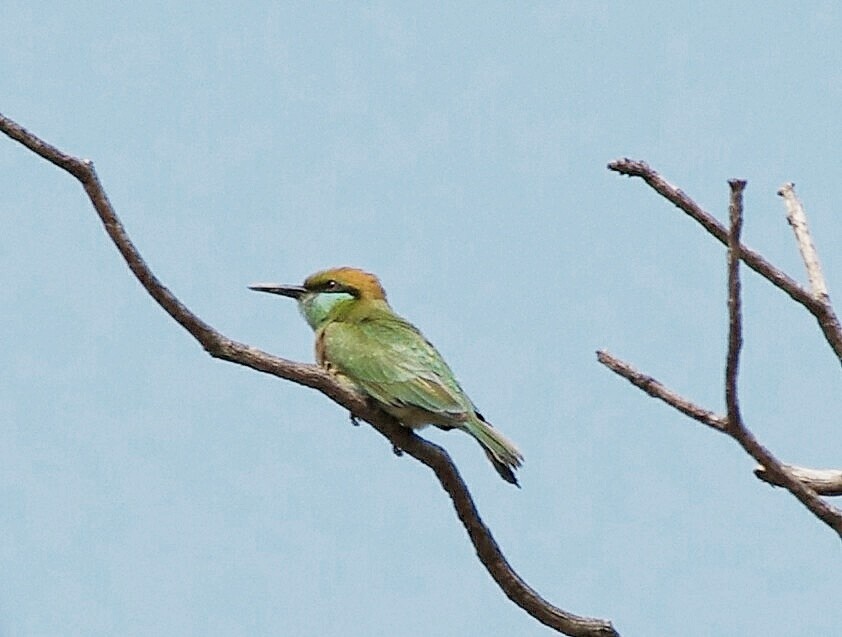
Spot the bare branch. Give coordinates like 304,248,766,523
607,159,809,303
595,351,727,433
778,182,830,301
0,112,618,637
608,159,842,364
597,352,842,501
597,350,842,537
755,465,842,497
725,180,746,433
600,171,842,539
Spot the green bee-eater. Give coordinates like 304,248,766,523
250,267,523,485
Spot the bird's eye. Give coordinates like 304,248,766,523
325,280,337,290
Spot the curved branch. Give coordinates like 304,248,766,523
0,112,618,637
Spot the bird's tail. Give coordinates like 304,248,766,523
465,414,524,486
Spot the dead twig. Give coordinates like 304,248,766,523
755,465,842,497
595,351,727,433
778,182,829,301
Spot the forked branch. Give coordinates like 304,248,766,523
600,160,842,539
723,183,841,535
608,159,842,363
597,350,842,499
0,112,617,637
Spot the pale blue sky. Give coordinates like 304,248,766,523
2,3,841,636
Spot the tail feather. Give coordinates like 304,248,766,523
464,414,523,486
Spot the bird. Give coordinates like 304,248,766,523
249,267,523,485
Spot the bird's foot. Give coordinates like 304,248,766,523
349,412,362,427
392,443,404,457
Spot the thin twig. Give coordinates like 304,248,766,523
0,112,618,637
725,180,746,433
778,182,830,301
595,351,727,432
608,159,842,364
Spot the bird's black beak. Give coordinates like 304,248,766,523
248,283,306,300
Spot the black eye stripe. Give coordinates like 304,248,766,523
306,279,361,295
313,279,345,293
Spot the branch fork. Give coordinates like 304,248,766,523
602,159,842,539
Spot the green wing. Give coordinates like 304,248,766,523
322,314,470,417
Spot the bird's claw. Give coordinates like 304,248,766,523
349,413,361,427
392,444,404,457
